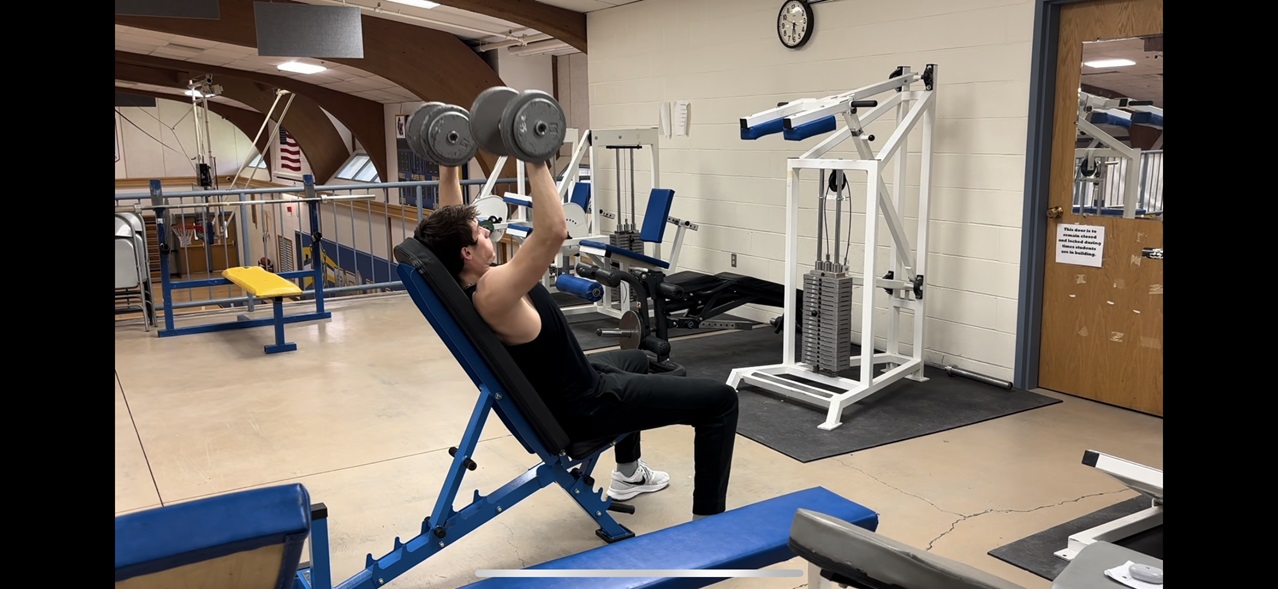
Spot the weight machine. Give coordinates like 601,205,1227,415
730,65,938,431
1075,90,1164,219
187,75,221,190
575,127,697,319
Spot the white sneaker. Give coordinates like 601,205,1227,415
608,460,670,501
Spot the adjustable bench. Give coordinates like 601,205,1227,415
222,266,305,354
460,486,877,589
115,483,311,589
290,237,639,589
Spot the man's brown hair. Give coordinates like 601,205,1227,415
414,203,479,281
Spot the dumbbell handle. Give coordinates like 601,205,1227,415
597,328,640,338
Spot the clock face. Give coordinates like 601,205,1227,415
777,0,814,48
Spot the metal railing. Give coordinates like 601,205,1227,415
1072,150,1163,218
114,176,516,335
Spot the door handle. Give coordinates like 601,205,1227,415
1142,247,1163,260
1047,206,1063,220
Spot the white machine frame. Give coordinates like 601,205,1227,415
728,66,938,431
1075,91,1163,219
1055,450,1163,561
574,127,695,319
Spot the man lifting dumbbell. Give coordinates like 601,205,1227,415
412,87,740,517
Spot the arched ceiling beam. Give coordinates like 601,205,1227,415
115,60,351,183
115,0,510,175
429,0,587,53
117,51,383,180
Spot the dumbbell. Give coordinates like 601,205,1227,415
469,86,566,162
404,101,478,167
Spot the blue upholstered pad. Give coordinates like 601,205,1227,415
783,116,837,141
460,486,877,589
570,182,591,210
579,240,670,269
641,189,677,243
115,484,311,583
740,117,785,140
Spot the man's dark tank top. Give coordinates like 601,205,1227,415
466,282,601,413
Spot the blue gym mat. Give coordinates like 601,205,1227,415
670,327,1062,463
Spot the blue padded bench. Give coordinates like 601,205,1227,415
459,486,877,589
115,483,311,589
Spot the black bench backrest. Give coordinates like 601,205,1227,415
393,237,572,455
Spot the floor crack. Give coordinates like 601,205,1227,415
495,521,528,568
833,456,967,519
923,490,1130,551
832,457,1131,551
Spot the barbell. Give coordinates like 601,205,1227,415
403,87,567,167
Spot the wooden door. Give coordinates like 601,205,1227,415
1039,0,1163,416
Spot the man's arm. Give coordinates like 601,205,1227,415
473,161,565,315
438,165,464,207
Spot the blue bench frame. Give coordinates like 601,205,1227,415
147,177,333,343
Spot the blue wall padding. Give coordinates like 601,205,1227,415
641,188,676,243
115,484,311,584
740,118,786,140
556,274,603,302
784,116,837,141
460,486,878,589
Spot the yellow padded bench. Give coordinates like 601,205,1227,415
222,266,305,354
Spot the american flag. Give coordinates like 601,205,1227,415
279,127,302,172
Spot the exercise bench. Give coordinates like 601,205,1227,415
222,266,305,354
460,486,877,589
288,237,640,589
115,483,312,589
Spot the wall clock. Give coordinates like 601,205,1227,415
777,0,815,49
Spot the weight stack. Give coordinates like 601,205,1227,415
609,230,643,303
801,268,854,375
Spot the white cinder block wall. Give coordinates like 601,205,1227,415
583,0,1035,382
557,53,592,141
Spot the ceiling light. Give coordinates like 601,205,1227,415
1083,58,1136,68
386,0,440,8
278,61,327,74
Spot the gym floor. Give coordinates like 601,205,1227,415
114,292,1163,589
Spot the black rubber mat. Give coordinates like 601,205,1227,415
670,327,1062,463
987,496,1162,580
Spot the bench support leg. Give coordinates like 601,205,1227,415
266,297,298,354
